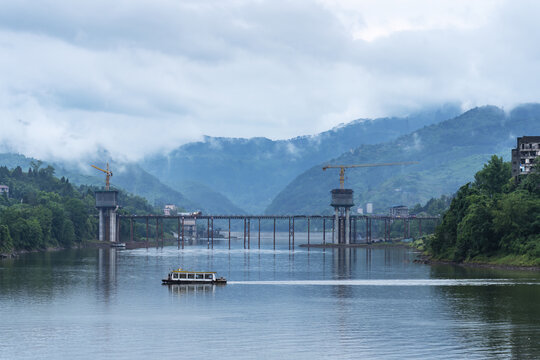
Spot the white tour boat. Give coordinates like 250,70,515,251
162,268,227,285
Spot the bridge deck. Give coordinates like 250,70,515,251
114,213,440,250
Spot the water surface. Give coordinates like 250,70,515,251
1,234,538,359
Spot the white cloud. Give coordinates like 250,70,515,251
318,0,503,41
0,0,538,162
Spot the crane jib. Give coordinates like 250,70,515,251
321,162,419,189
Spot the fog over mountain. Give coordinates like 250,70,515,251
141,105,460,212
1,103,539,215
266,104,540,215
1,104,460,213
1,1,540,162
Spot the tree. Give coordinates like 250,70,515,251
63,198,89,242
455,195,494,261
474,155,511,196
12,166,23,179
430,183,479,258
60,219,76,246
0,224,13,253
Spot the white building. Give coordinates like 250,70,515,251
164,204,177,216
366,203,373,214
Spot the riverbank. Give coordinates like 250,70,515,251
1,246,67,259
299,242,410,249
1,240,173,259
410,238,540,271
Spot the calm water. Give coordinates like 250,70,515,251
1,233,539,359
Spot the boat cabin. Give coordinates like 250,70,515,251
169,270,217,282
163,268,226,285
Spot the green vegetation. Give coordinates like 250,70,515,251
143,105,460,213
266,104,540,215
0,153,196,206
411,195,452,216
0,164,96,253
426,156,540,266
0,164,166,254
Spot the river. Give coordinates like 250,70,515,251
1,233,539,359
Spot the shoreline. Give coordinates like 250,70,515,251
413,253,540,272
299,242,410,249
1,246,68,259
4,241,539,272
300,242,540,271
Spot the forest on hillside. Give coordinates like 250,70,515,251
267,105,540,215
0,163,163,254
427,156,540,265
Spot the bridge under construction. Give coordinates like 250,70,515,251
94,161,437,250
104,213,439,250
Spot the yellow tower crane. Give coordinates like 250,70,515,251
91,163,113,190
322,161,419,189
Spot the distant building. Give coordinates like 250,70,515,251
0,185,8,197
164,204,177,216
512,136,540,180
366,203,373,214
356,207,364,214
390,205,409,217
178,212,200,239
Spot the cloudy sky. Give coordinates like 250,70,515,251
0,0,539,161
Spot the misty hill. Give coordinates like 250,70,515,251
142,105,460,213
0,153,248,214
0,154,196,210
265,104,540,215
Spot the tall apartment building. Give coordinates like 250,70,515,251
511,136,540,179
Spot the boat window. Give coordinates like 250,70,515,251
173,273,178,279
179,274,186,279
188,274,195,279
205,274,213,279
196,274,204,279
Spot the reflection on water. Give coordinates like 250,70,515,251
97,248,117,304
0,238,539,359
167,284,217,296
430,265,540,358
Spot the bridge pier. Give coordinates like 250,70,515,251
115,214,439,250
331,189,354,244
273,218,276,250
95,190,119,242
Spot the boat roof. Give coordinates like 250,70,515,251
171,268,216,274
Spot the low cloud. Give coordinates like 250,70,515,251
0,0,539,162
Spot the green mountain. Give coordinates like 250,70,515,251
0,162,176,253
0,154,244,214
265,104,540,215
142,105,461,213
178,181,245,214
0,154,196,210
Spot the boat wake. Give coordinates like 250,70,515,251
228,279,539,286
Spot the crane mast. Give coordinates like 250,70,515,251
91,163,113,190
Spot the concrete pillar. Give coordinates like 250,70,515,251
98,209,104,241
109,209,117,242
334,208,339,244
345,208,350,245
